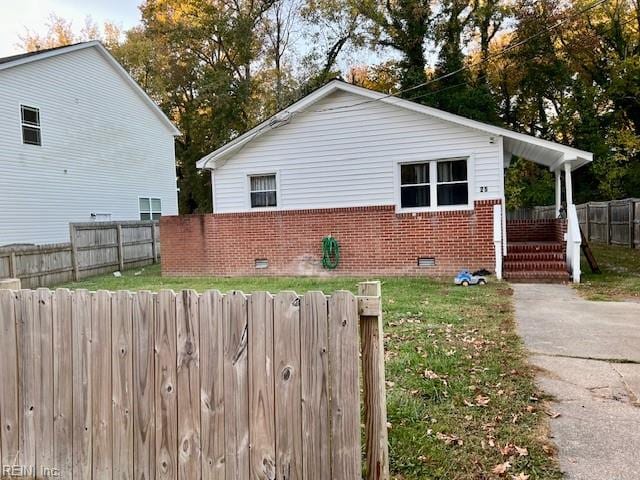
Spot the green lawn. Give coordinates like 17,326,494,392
577,243,640,301
57,266,560,480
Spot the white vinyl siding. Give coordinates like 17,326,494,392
0,47,178,245
212,90,502,213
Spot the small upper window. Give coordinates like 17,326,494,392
21,105,41,146
436,159,468,206
250,174,277,208
139,197,162,220
400,163,430,208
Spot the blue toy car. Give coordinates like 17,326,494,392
454,269,487,286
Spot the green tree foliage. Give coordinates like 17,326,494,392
505,158,555,209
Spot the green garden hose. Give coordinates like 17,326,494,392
321,235,340,269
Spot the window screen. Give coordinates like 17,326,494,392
436,159,468,206
250,174,277,208
400,163,430,208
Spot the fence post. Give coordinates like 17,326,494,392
606,202,612,245
8,252,17,278
631,200,636,249
151,222,158,264
116,224,124,272
358,281,389,480
585,203,591,242
69,224,79,281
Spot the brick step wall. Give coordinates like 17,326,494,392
506,219,565,243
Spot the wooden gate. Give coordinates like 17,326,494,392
0,283,388,479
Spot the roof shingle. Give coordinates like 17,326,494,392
0,42,88,65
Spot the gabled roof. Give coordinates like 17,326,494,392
0,41,180,136
197,79,592,171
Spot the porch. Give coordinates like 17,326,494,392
493,133,593,283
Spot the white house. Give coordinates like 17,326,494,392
161,80,593,282
0,41,180,246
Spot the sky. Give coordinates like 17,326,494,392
0,0,142,57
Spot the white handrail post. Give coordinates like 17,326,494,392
567,204,582,283
555,170,562,217
493,204,503,280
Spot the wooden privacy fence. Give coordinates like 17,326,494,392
0,221,160,288
507,199,639,248
0,282,389,480
576,199,639,248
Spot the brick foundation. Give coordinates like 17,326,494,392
160,200,500,277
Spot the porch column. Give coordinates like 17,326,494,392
564,162,573,206
555,170,562,217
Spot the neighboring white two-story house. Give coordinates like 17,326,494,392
0,41,180,245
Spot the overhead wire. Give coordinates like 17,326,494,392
306,0,610,113
201,0,619,166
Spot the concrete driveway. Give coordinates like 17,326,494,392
513,284,640,480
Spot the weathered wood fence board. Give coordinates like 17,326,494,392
507,198,639,249
0,221,160,288
0,286,389,480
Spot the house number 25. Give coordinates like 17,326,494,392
479,186,488,192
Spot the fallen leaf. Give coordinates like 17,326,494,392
492,461,511,475
499,444,515,456
475,395,490,407
424,369,440,380
436,432,463,446
515,446,529,457
511,473,530,480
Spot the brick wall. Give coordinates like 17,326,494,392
160,200,500,277
506,219,566,243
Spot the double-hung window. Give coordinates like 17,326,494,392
139,197,162,220
21,105,41,146
399,158,469,210
436,159,468,206
249,174,277,208
400,163,431,208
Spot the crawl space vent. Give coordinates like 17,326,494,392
255,259,269,269
417,257,436,267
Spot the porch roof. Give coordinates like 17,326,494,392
503,134,592,172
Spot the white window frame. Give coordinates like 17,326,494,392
246,172,280,210
20,104,42,146
394,156,474,213
138,196,162,220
